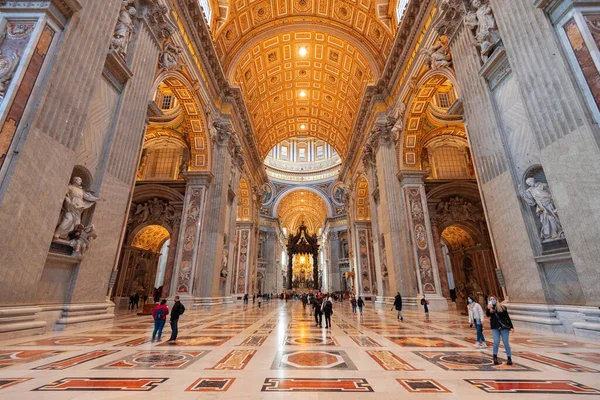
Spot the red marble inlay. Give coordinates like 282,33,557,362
467,379,600,394
33,350,119,370
397,379,451,393
34,378,168,391
517,352,599,372
0,378,32,390
262,378,373,392
186,377,235,392
0,350,66,369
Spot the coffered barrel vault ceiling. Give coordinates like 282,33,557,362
215,0,396,158
277,190,330,233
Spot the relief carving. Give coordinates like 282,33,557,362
0,26,20,103
424,36,452,69
435,196,483,224
158,40,182,71
129,198,179,229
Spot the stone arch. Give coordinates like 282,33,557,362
399,69,464,170
271,186,334,218
150,71,211,172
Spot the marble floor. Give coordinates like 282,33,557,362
1,300,599,399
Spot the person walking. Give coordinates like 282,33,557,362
151,299,169,342
313,296,323,327
133,293,140,310
350,296,357,313
467,295,486,348
421,295,429,314
486,295,514,365
243,293,248,304
166,296,185,343
392,292,403,321
323,296,333,329
357,296,365,314
258,294,263,308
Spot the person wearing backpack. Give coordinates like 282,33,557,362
392,292,403,321
167,296,185,343
486,295,514,365
313,296,323,327
151,299,169,342
323,296,333,329
350,296,357,313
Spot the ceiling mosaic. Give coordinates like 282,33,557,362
277,190,329,233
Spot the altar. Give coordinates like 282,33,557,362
286,222,320,290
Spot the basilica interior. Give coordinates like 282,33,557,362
0,0,600,397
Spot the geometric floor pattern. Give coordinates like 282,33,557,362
0,300,599,398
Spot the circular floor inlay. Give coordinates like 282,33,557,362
440,355,490,365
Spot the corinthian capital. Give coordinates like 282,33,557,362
373,118,396,146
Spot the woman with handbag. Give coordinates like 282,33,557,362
486,295,514,365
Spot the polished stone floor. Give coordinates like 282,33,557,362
1,300,599,399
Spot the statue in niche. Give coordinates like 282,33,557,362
110,1,137,59
158,40,182,71
519,177,565,242
54,176,101,240
464,0,501,62
425,36,452,69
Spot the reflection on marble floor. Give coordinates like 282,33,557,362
0,300,599,398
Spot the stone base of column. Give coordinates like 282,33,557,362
507,303,600,339
193,296,234,307
0,306,47,340
54,302,115,331
375,296,394,306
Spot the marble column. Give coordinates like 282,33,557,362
398,170,448,311
231,222,253,295
194,120,240,304
161,206,182,299
429,214,451,299
328,231,341,292
170,171,212,304
367,119,418,301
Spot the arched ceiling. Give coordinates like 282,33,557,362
441,225,475,251
215,0,396,159
131,225,170,252
277,190,329,233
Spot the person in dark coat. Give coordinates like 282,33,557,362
357,296,365,313
392,292,403,321
313,296,323,327
420,295,429,314
486,295,514,365
350,297,357,313
167,296,185,342
323,296,333,329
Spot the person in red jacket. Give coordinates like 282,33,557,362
151,299,169,342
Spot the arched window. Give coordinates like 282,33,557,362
198,0,213,25
424,137,474,180
138,138,187,181
396,0,410,23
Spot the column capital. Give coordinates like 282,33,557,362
397,169,429,186
181,171,213,186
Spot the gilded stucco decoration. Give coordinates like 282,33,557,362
401,73,465,169
131,225,170,252
231,31,377,157
441,225,475,250
277,190,329,233
237,177,253,220
354,175,370,220
150,75,211,171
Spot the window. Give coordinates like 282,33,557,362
396,0,410,23
316,146,324,158
298,148,306,160
198,0,212,25
431,146,469,179
437,92,450,108
145,147,183,180
161,95,173,110
281,146,288,158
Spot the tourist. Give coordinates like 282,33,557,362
253,294,256,304
357,296,365,313
467,295,486,348
392,292,403,321
243,293,248,304
421,295,429,314
313,296,323,327
128,294,135,310
350,296,357,313
323,296,333,329
167,295,185,343
258,294,263,308
486,295,514,365
151,299,169,342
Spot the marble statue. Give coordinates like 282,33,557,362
425,36,452,69
464,0,501,61
110,1,136,59
158,40,182,71
519,177,565,242
390,104,406,136
0,26,21,103
54,177,101,240
69,224,97,256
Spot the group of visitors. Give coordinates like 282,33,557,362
350,296,365,313
151,295,185,343
243,293,274,305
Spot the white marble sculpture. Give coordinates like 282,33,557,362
519,177,565,242
69,224,97,256
54,177,101,240
110,1,137,59
464,0,501,61
425,36,452,69
158,40,182,71
0,26,21,103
